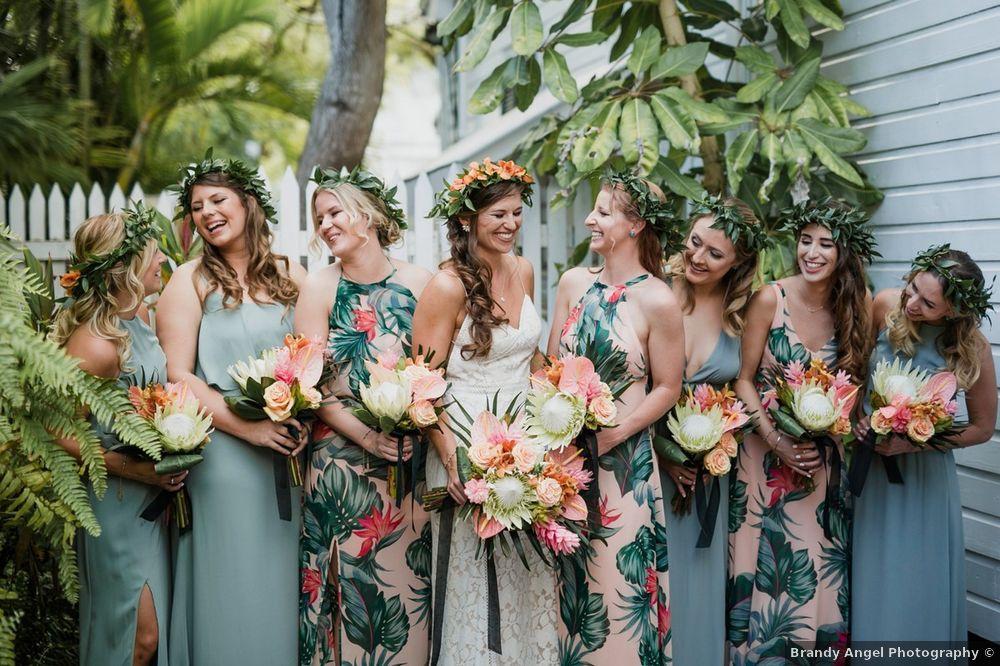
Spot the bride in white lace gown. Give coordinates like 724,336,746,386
413,167,558,665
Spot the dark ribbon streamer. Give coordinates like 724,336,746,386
579,430,600,530
430,503,454,666
486,550,502,655
813,435,842,540
693,467,722,549
140,490,172,522
273,452,292,521
393,434,405,508
848,429,904,497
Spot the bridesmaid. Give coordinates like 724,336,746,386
659,196,767,666
295,167,433,664
853,245,996,644
548,170,685,664
52,206,180,665
157,152,307,665
728,200,875,662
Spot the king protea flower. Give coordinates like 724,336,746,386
872,358,927,403
153,389,214,453
359,363,412,425
523,386,587,452
666,402,727,454
227,349,278,390
790,383,840,432
483,475,535,531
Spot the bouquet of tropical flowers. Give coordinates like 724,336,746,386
654,384,754,542
848,359,960,494
226,334,326,519
352,351,447,506
128,381,213,529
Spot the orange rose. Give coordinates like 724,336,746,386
719,431,738,457
832,416,851,436
906,416,934,443
263,380,294,421
60,269,81,291
407,399,438,428
703,446,732,476
870,408,894,435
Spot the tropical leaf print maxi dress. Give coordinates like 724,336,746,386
727,283,851,664
558,275,672,665
300,271,431,666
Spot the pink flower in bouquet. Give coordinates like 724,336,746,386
468,438,502,469
835,384,860,419
534,519,581,555
783,360,806,387
405,365,447,402
274,335,324,388
870,407,895,434
558,355,603,401
545,446,593,488
376,350,400,369
889,398,913,433
907,416,935,443
588,389,617,427
561,493,588,521
920,371,957,405
719,431,738,457
691,383,713,409
946,400,958,415
511,440,540,473
301,386,322,409
408,399,438,428
468,410,524,471
474,513,505,539
534,477,563,507
464,478,490,504
264,380,294,421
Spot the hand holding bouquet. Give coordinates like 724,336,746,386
129,381,213,529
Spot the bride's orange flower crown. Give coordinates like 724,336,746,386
427,157,534,220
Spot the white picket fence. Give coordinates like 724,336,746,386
0,166,593,330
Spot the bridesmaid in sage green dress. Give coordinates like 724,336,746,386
158,155,308,665
53,208,183,665
658,198,766,666
853,246,996,645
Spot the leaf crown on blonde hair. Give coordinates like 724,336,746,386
59,201,159,299
691,194,770,254
604,168,685,255
912,244,994,321
778,198,880,264
311,165,408,230
428,157,534,220
172,147,277,224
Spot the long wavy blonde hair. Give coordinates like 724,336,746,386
886,252,986,389
666,198,761,337
51,213,158,371
308,181,404,256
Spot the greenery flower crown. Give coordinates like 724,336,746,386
689,194,771,255
603,169,685,256
311,166,408,230
172,148,278,224
60,202,160,297
778,198,880,265
911,244,994,320
427,158,534,220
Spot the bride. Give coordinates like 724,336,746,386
412,158,558,664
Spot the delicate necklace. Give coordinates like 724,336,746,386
805,301,826,314
341,254,393,284
494,256,515,303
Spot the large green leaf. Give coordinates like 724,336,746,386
755,527,818,604
650,93,699,152
726,572,754,646
654,159,707,201
514,56,542,111
618,98,659,175
614,526,654,585
468,61,508,114
773,57,820,113
794,118,866,153
542,47,579,104
176,0,274,63
801,0,845,31
572,101,622,172
735,44,777,75
627,25,662,76
454,7,509,72
650,42,710,80
726,129,759,193
776,0,811,49
556,31,609,47
559,560,610,651
340,578,410,654
736,71,780,104
659,87,730,124
438,0,474,37
81,0,116,35
511,1,544,56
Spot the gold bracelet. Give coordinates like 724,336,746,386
444,448,458,471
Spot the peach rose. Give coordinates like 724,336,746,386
719,431,738,458
535,477,563,507
703,447,732,476
408,399,438,428
263,380,294,421
300,386,322,409
588,393,617,427
468,440,502,469
511,441,540,473
831,416,851,436
906,416,935,443
870,408,894,435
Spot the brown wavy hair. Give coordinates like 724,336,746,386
51,213,159,371
604,180,667,280
887,249,986,388
191,171,298,309
442,180,525,359
791,203,873,380
666,197,761,336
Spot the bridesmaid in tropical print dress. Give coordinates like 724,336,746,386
852,246,996,645
295,167,433,665
53,209,179,666
548,171,684,665
728,200,875,664
158,154,308,665
658,197,766,666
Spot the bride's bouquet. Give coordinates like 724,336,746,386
226,334,326,518
352,351,447,505
128,381,213,529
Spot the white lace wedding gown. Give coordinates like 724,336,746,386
426,295,559,665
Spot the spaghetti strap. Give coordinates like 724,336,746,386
511,254,527,299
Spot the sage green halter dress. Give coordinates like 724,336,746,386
169,293,301,665
661,331,741,666
78,315,171,666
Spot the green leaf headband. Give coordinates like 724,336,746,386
911,244,994,321
171,147,278,225
428,158,534,220
311,166,408,231
690,194,771,254
60,201,160,298
604,169,685,256
778,198,880,265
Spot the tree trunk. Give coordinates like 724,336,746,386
658,0,725,195
296,0,387,183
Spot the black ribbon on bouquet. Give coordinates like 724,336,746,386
486,550,502,655
140,490,173,522
430,502,454,666
579,429,601,530
393,434,406,508
693,466,722,549
847,429,903,498
813,435,843,540
273,423,302,522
